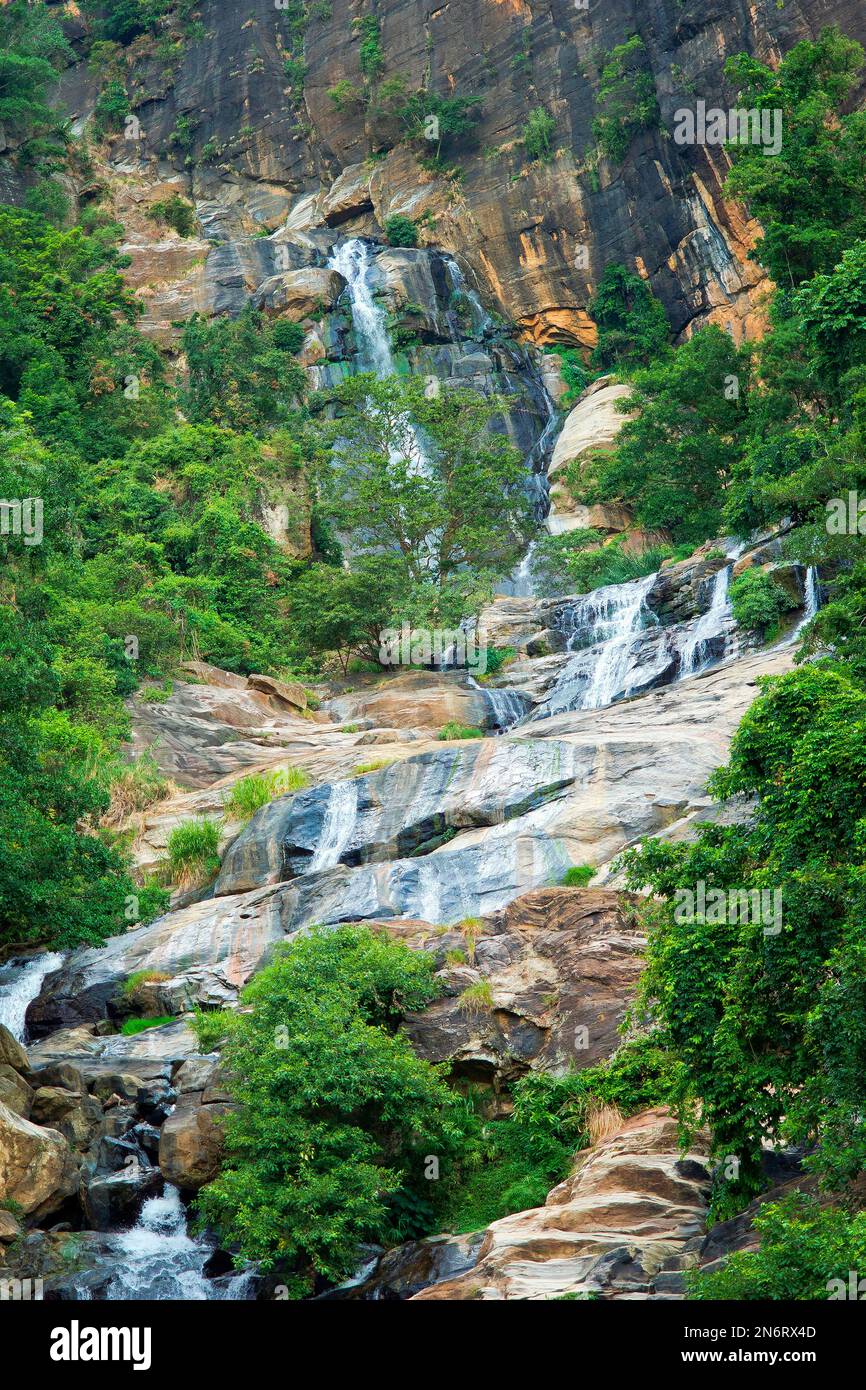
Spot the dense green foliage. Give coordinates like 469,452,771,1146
592,36,660,164
440,1035,683,1234
191,927,457,1293
522,106,556,163
383,214,418,248
621,662,866,1212
688,1196,866,1300
587,262,670,374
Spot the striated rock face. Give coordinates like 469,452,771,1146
412,1108,712,1300
30,640,794,1033
46,0,866,355
395,886,645,1086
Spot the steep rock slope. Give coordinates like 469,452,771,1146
46,0,866,350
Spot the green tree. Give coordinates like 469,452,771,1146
592,35,659,163
192,926,459,1292
724,28,866,287
522,106,556,162
181,308,306,431
581,326,748,542
588,262,669,372
620,663,866,1211
320,374,534,623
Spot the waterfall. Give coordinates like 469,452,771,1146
445,259,493,337
104,1186,253,1301
678,563,734,677
310,779,359,873
328,238,396,377
0,952,64,1042
579,572,658,710
531,573,658,718
483,686,532,732
802,566,820,623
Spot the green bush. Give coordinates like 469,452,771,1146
729,568,788,636
147,194,197,238
224,766,310,821
592,35,660,163
562,865,595,887
522,106,556,162
437,722,485,741
164,818,222,885
192,925,454,1291
384,214,418,247
688,1196,866,1300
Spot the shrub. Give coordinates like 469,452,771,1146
102,753,172,828
729,568,788,636
164,818,221,886
458,980,493,1014
224,766,310,821
687,1196,866,1301
147,194,197,238
482,646,516,677
437,722,485,741
328,79,363,112
384,214,418,248
562,865,595,887
93,79,130,135
592,35,660,163
522,106,556,162
271,320,304,353
191,925,454,1291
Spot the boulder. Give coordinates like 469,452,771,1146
245,673,307,712
0,1065,32,1118
325,670,491,737
0,1209,21,1243
321,163,373,225
0,1102,79,1219
0,1025,29,1073
215,737,585,895
254,266,344,321
159,1093,236,1191
29,1087,83,1127
413,1109,711,1299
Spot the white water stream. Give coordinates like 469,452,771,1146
104,1186,253,1301
0,951,64,1042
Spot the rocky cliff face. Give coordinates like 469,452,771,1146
47,0,866,352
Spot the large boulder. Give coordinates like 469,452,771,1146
0,1102,79,1220
325,671,491,737
0,1025,29,1073
412,1108,711,1300
159,1093,236,1191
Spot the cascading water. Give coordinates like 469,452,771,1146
678,563,735,677
445,259,493,338
328,237,434,483
328,238,396,377
309,779,359,873
476,683,531,732
0,952,64,1042
801,566,820,624
531,573,659,719
104,1186,253,1301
